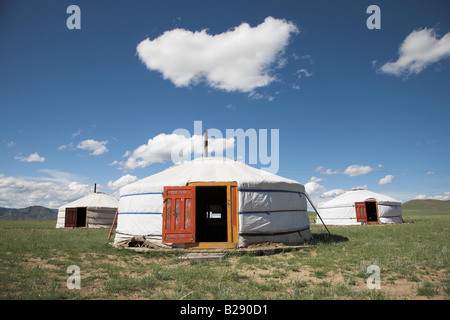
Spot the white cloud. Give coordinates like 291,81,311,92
58,143,75,151
0,173,92,208
304,176,326,195
14,152,45,163
415,192,450,201
77,139,108,155
296,68,313,78
379,174,394,185
316,165,374,177
316,166,340,175
72,129,82,137
248,91,275,101
343,165,373,177
117,133,235,170
107,174,138,190
37,169,83,185
136,16,298,93
380,28,450,77
305,181,325,195
321,189,345,199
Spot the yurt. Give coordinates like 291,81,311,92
114,157,312,248
56,192,119,229
316,189,403,226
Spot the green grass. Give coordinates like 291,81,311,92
0,211,448,300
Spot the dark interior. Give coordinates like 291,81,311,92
195,186,227,242
76,207,87,227
365,201,378,222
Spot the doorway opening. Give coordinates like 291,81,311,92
162,183,238,248
365,201,379,223
195,186,227,242
76,207,87,227
355,201,379,223
65,207,87,228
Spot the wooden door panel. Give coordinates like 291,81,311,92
65,208,77,227
163,186,196,243
355,202,367,223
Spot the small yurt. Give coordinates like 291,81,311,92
56,192,119,229
316,189,403,226
114,157,312,248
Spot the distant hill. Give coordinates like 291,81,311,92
403,199,450,214
0,206,57,221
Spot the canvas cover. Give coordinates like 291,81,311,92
316,189,403,225
56,192,119,228
115,157,312,247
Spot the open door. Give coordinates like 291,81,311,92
355,201,379,223
162,183,238,248
365,201,379,223
195,186,227,242
76,207,87,227
355,202,367,223
65,207,87,228
162,186,196,243
65,208,77,227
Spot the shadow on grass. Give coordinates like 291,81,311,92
226,233,349,258
308,233,349,245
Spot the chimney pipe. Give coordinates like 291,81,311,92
203,130,208,158
94,183,97,193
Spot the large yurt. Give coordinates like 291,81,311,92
316,189,403,226
114,157,312,248
56,192,119,229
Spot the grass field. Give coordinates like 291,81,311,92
0,210,448,300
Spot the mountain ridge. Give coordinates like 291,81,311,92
0,206,58,221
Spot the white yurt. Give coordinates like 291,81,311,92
56,192,119,229
316,189,403,226
114,157,312,248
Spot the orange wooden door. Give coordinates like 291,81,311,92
355,202,367,222
65,208,77,227
163,186,196,243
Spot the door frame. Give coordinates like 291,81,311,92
65,207,88,228
76,207,88,228
355,201,380,224
186,182,238,249
364,200,380,223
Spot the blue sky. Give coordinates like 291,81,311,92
1,0,449,208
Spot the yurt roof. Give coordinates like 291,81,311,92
318,189,401,209
59,192,119,210
120,157,304,196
